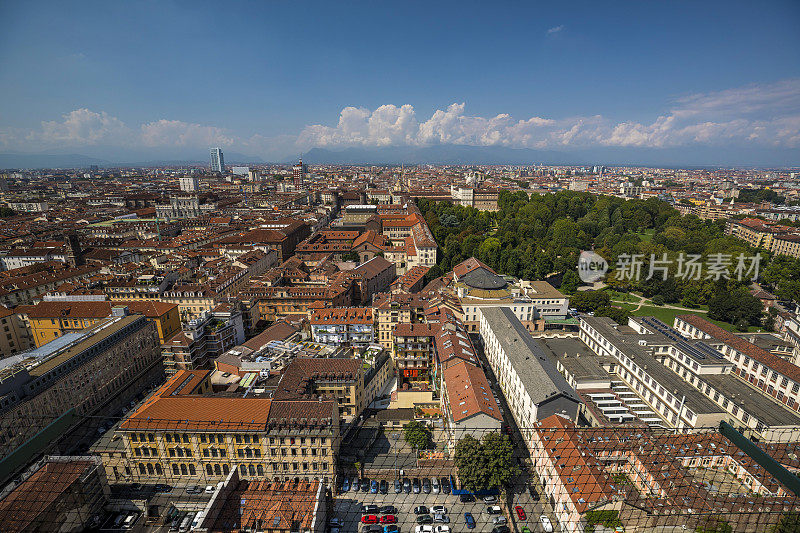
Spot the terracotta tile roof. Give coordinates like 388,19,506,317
310,307,372,325
442,360,502,422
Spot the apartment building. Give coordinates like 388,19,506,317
274,357,365,421
162,284,218,320
18,300,181,346
0,456,108,532
310,307,374,346
0,306,32,359
161,306,245,375
372,292,431,349
100,370,339,486
0,263,100,307
440,360,502,445
392,323,438,388
0,313,162,459
478,307,581,437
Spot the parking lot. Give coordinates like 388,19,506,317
333,481,543,533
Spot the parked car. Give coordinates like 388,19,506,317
394,479,402,493
204,485,216,494
353,478,360,492
413,506,430,515
416,515,433,524
412,478,421,493
433,513,449,523
521,528,532,533
515,506,526,521
415,526,434,533
365,526,383,533
486,505,502,515
459,493,475,503
380,505,398,515
380,480,389,494
540,515,554,533
362,505,379,515
361,479,370,492
422,478,431,494
441,478,451,494
384,526,400,533
329,518,343,528
361,515,379,524
371,480,379,494
464,512,476,529
154,484,172,493
381,515,397,524
492,516,507,526
403,478,412,493
340,478,350,492
482,495,498,503
491,527,510,533
528,486,539,500
431,505,447,514
432,477,440,493
434,527,450,533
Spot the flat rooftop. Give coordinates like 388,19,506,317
701,373,800,427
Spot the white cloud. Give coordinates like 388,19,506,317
1,79,798,160
296,79,800,151
547,25,564,35
140,119,235,148
37,109,133,146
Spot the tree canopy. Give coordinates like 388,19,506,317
403,421,433,450
454,432,519,491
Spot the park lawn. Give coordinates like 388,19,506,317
636,229,655,242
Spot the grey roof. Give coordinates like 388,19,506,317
480,306,579,405
541,337,612,382
460,268,507,290
702,374,800,427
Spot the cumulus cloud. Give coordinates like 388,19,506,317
1,79,798,159
547,25,564,35
297,79,800,151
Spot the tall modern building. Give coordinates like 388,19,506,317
210,147,225,173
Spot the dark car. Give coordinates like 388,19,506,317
365,525,383,533
362,505,379,515
412,478,421,494
353,477,360,491
403,478,412,493
416,515,433,524
491,527,510,533
380,480,389,494
155,484,172,493
394,480,402,493
528,485,540,499
422,478,431,494
371,480,379,494
384,526,400,533
380,506,398,515
361,479,370,492
441,478,451,494
413,506,430,515
459,493,475,503
464,512,476,529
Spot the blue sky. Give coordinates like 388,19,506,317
1,0,799,164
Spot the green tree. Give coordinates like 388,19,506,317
403,421,432,450
341,251,360,263
651,294,665,306
571,291,611,312
454,432,519,491
594,306,630,324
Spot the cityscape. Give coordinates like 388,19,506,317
0,2,799,533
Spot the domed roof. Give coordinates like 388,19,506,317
460,267,507,290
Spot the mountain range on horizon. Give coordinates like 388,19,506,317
0,144,797,170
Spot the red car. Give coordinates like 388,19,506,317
361,515,379,524
380,515,397,524
515,506,527,521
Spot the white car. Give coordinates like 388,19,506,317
540,515,554,533
432,477,440,493
204,485,216,494
431,505,447,514
415,526,434,533
434,526,450,533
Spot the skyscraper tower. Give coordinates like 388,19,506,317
210,147,225,173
